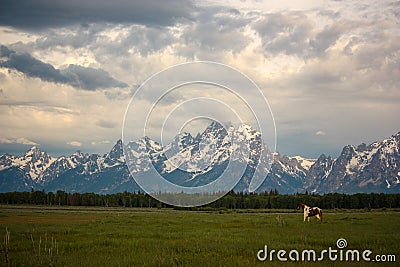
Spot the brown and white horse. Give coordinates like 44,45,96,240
297,203,322,222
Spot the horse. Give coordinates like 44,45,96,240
297,203,323,222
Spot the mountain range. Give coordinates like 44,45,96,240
1,123,399,194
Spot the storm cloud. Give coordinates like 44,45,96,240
0,0,196,30
0,45,127,90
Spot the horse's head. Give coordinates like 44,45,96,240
297,203,305,210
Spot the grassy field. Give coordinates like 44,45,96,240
0,205,399,266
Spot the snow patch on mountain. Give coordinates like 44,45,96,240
0,125,399,194
291,156,316,170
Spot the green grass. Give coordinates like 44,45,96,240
0,205,399,266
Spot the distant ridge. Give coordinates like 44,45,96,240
1,124,399,194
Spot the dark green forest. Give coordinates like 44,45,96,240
1,190,400,210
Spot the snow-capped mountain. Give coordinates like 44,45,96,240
0,146,56,181
0,124,399,194
255,153,311,194
306,132,400,193
0,140,135,193
290,156,316,171
124,122,272,190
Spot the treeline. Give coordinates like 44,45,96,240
1,190,400,209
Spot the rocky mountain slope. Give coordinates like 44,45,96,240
0,123,399,194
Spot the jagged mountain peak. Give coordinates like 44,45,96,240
341,144,356,155
72,150,83,156
356,143,367,152
237,123,255,133
26,145,39,152
139,136,162,150
24,145,46,158
290,156,316,171
307,131,400,194
236,124,261,141
23,145,52,160
0,125,399,194
104,139,125,165
316,153,328,161
108,139,123,155
172,132,193,148
202,121,228,136
394,133,400,145
15,145,55,181
207,121,224,130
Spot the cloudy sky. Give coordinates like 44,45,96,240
0,0,399,158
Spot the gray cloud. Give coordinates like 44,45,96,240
253,12,353,58
34,25,104,50
0,101,76,116
96,119,117,129
61,64,127,90
0,45,13,57
0,0,196,30
117,25,179,56
5,5,253,62
310,22,349,55
0,46,67,83
253,12,314,56
175,7,253,59
0,45,127,90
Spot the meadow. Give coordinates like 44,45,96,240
0,205,399,266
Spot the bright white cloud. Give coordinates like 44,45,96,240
91,140,111,145
67,141,82,147
0,137,38,145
